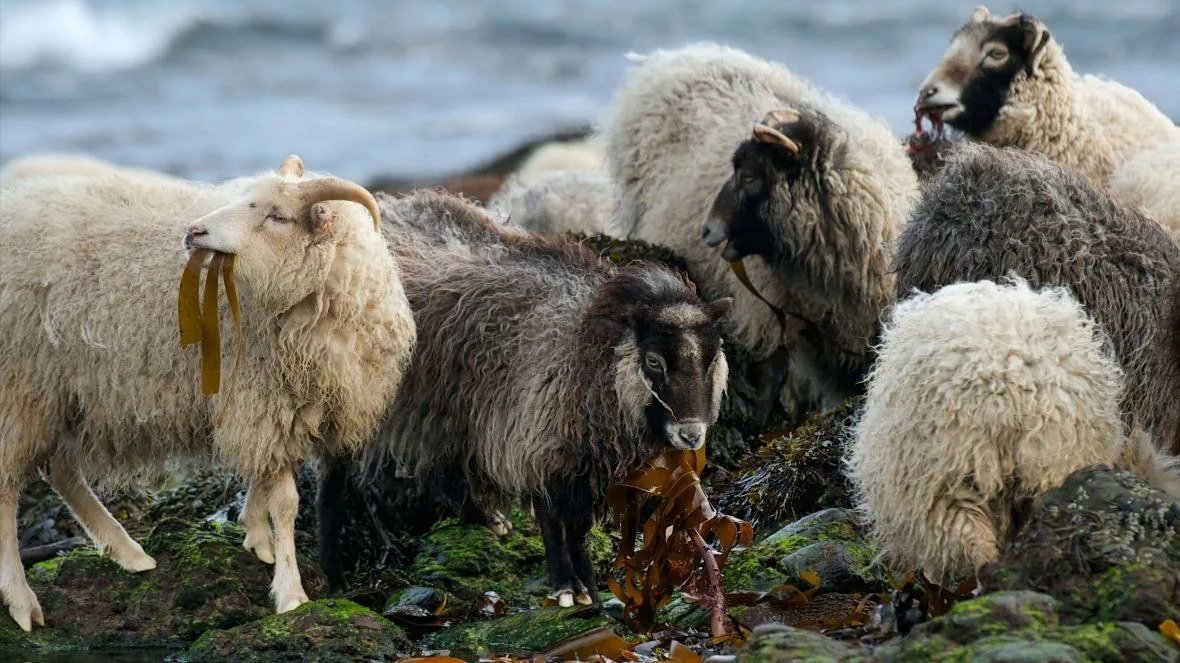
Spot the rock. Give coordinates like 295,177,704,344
738,622,867,662
713,400,859,531
878,591,1179,662
406,508,611,606
981,466,1180,625
186,598,410,662
0,518,325,657
429,605,616,655
724,508,876,594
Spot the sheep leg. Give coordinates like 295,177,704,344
241,480,275,565
533,496,578,608
316,455,349,595
1,488,43,632
563,506,597,606
460,495,512,537
45,452,156,573
266,469,309,613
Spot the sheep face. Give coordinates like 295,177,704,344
591,269,732,450
182,160,381,311
915,8,1052,138
702,108,834,264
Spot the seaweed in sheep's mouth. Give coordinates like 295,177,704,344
178,248,242,398
909,105,953,155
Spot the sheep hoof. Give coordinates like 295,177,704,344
574,591,594,605
275,590,310,614
244,533,276,565
7,593,44,632
487,511,513,537
118,551,158,574
551,589,575,608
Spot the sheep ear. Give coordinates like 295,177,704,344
310,202,334,234
1019,14,1051,73
704,297,733,321
278,154,305,177
968,6,990,23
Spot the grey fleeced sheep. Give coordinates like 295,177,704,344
0,156,415,631
604,44,919,417
895,144,1180,453
849,279,1180,585
318,189,731,607
916,6,1180,238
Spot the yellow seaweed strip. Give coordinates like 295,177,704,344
178,249,207,348
199,253,223,395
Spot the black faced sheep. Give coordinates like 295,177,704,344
603,44,919,419
895,144,1180,453
915,6,1180,238
849,279,1180,585
318,189,731,607
0,156,415,631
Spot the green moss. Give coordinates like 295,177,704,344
430,606,615,655
187,599,409,662
724,509,875,592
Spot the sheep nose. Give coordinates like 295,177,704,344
183,225,208,249
667,421,707,450
919,84,939,101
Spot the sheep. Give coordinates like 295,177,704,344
894,144,1180,453
603,44,919,418
511,136,604,185
0,153,184,187
317,189,732,606
848,279,1180,585
488,169,621,237
0,155,415,631
915,6,1180,239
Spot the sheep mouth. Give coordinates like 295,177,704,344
909,104,957,154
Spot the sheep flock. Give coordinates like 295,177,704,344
2,4,1179,646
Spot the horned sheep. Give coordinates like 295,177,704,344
604,44,919,418
0,156,415,631
895,144,1180,453
849,279,1180,585
915,6,1180,239
318,189,732,606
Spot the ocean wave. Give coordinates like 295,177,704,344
0,0,215,72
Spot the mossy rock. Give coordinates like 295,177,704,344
0,518,326,657
739,623,867,662
878,591,1179,662
429,605,617,655
186,598,409,662
724,508,876,594
713,399,859,532
406,508,611,607
981,466,1180,626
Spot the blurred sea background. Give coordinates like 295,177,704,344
1,0,1177,183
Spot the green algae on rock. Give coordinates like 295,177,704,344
0,518,325,658
739,622,868,662
186,598,410,662
429,605,617,655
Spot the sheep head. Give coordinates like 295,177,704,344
702,107,831,263
587,267,731,451
915,8,1055,138
183,155,381,310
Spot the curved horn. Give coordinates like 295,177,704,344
298,178,381,230
278,154,304,177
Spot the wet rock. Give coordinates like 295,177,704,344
18,478,155,550
713,400,859,531
0,518,325,657
429,605,616,656
739,622,867,662
981,466,1180,625
724,508,875,594
186,598,410,662
878,591,1178,662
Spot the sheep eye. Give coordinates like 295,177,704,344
644,351,665,373
985,47,1007,61
740,172,761,192
265,213,291,224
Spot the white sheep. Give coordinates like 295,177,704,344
511,136,604,185
848,279,1180,585
604,44,918,416
915,7,1180,239
0,153,184,187
488,169,622,237
0,155,415,631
